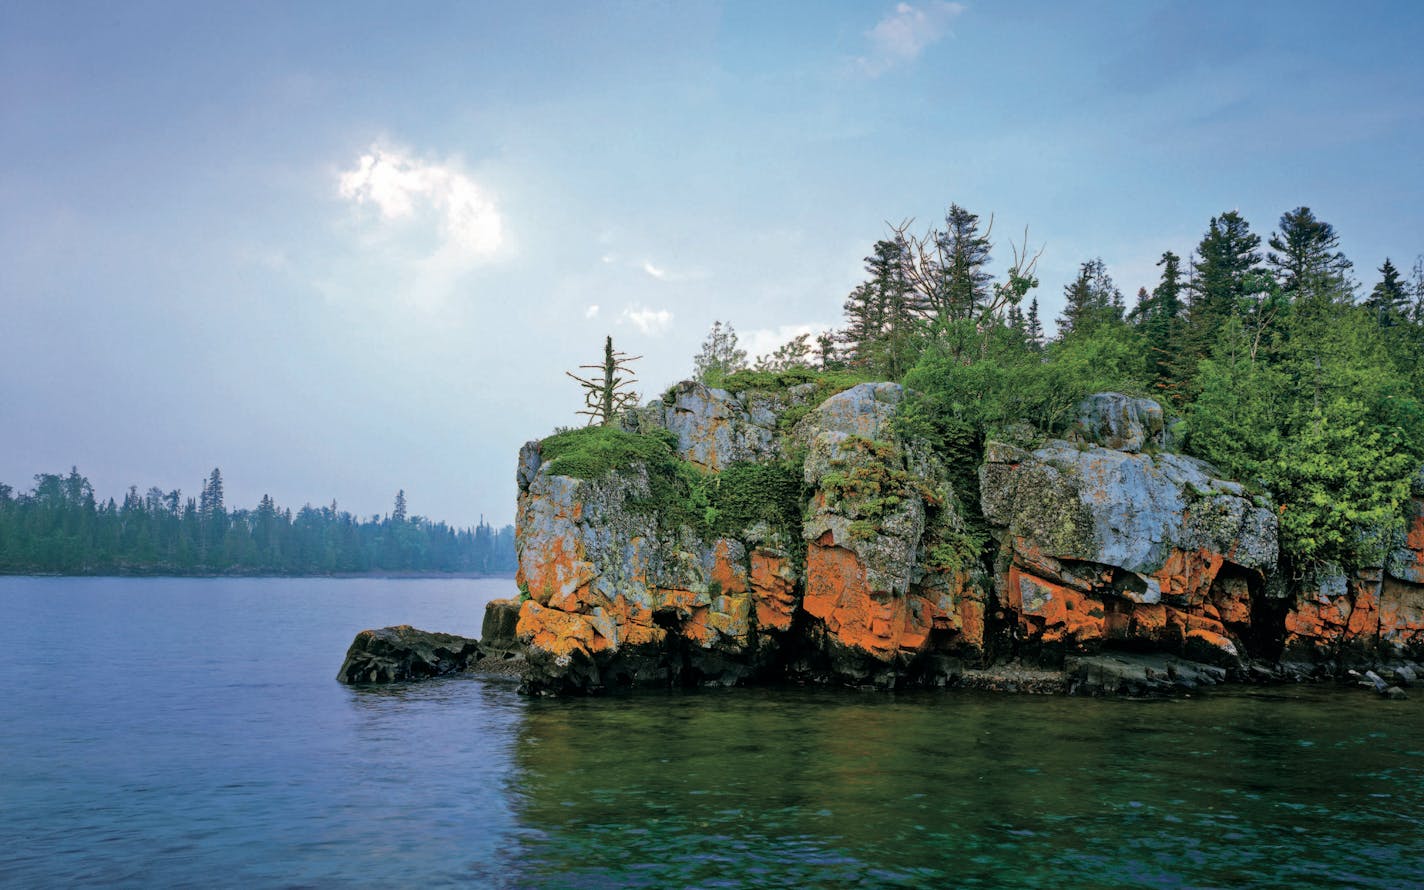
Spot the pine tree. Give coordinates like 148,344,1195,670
567,336,642,425
392,489,408,523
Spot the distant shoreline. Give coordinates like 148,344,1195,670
0,570,517,581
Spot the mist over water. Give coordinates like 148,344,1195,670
2,577,1421,888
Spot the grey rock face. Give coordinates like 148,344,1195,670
658,381,777,471
792,382,904,445
336,625,484,684
801,430,927,598
981,438,1278,597
1071,392,1165,453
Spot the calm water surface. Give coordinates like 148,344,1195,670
2,577,1421,888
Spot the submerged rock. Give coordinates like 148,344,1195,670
336,625,484,684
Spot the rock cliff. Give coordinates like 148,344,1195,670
502,384,1424,694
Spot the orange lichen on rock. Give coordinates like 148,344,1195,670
603,594,665,648
1152,548,1225,604
1211,574,1253,626
956,596,986,651
804,534,937,659
519,529,594,605
1346,571,1381,638
750,549,798,632
517,600,614,658
1379,577,1424,648
1009,566,1105,644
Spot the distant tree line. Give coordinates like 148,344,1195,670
0,467,516,576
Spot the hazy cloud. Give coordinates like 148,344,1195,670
585,304,600,318
743,322,831,361
642,261,668,280
338,143,503,262
621,305,674,335
859,1,964,75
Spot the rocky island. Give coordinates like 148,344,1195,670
342,378,1424,696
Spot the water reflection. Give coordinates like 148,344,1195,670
498,687,1424,889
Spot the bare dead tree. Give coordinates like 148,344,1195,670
567,335,642,426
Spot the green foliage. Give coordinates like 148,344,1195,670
1265,402,1413,568
539,426,680,480
703,461,805,540
718,366,874,398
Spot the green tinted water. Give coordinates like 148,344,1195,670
2,578,1419,888
504,686,1424,888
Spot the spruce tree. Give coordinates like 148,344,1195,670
1025,297,1044,351
934,204,993,322
1186,211,1263,364
1266,206,1353,302
1057,258,1121,337
1364,258,1409,326
691,321,748,385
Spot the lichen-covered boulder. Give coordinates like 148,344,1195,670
980,397,1277,667
1070,392,1165,453
336,625,484,684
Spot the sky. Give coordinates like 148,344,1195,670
2,0,1422,527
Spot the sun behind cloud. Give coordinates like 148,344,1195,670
338,143,504,262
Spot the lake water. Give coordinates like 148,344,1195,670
2,576,1422,888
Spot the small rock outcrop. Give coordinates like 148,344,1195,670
337,625,484,684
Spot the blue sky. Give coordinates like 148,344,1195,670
3,0,1422,526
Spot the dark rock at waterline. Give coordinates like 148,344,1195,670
1383,686,1408,700
1066,652,1226,696
337,625,484,684
480,597,523,653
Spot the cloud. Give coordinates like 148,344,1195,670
585,304,600,318
621,305,674,336
858,1,964,76
337,143,503,263
743,322,832,360
642,261,668,280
